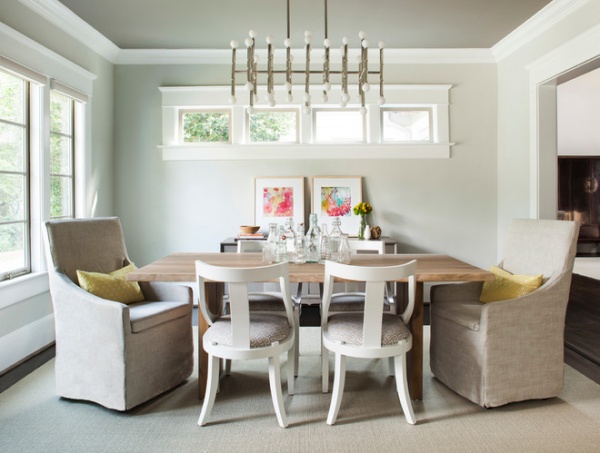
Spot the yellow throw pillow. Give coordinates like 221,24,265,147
77,263,145,304
479,266,543,303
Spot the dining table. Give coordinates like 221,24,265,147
128,252,494,401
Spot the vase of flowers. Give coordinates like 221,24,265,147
353,202,373,240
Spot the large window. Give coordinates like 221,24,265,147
50,91,74,219
0,59,88,283
0,69,29,280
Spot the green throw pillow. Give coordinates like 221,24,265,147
479,266,543,303
77,263,145,304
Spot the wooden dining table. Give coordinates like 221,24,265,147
128,252,494,401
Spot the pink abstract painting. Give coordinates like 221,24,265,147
263,186,294,217
321,186,352,217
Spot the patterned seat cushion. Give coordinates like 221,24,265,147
248,293,286,311
329,294,391,312
325,313,411,346
205,313,290,348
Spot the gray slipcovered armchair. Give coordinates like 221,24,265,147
429,219,579,408
44,217,194,411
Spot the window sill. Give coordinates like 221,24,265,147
0,272,50,310
160,143,453,161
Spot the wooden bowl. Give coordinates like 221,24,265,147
240,225,260,234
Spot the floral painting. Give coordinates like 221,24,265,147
263,186,294,217
320,186,352,217
255,177,304,231
311,176,362,234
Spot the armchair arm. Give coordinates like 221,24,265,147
138,281,193,305
430,281,484,303
49,270,130,346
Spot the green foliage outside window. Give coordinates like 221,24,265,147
249,112,295,142
0,70,26,257
183,112,229,142
50,92,73,219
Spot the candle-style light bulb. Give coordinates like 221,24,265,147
230,40,239,49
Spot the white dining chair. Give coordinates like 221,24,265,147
235,240,302,375
196,260,296,428
321,259,417,425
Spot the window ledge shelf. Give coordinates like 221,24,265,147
0,272,49,310
160,143,453,161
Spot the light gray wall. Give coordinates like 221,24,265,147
114,63,498,270
496,0,600,253
557,67,600,156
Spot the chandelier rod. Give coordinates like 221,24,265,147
228,0,385,115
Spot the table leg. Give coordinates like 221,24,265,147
407,282,424,400
198,281,223,400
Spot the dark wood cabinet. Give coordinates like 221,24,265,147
558,157,600,254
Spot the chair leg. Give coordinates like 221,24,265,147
293,308,300,377
321,342,329,393
198,354,220,426
225,359,231,376
388,357,395,376
326,352,347,425
394,354,416,425
268,354,289,428
287,349,295,396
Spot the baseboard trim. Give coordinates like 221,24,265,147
565,346,600,385
0,314,55,374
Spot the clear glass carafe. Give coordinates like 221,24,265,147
275,225,288,262
284,217,297,261
305,213,321,263
329,217,343,262
295,222,306,264
263,223,278,263
320,223,330,261
338,233,351,264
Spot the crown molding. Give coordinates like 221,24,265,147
492,0,591,61
19,0,120,62
20,0,591,66
0,22,96,94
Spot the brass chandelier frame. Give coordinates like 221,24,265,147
229,0,385,115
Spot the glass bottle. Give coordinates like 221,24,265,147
320,223,330,261
264,223,278,263
338,233,351,264
329,217,343,262
275,225,288,262
284,217,297,261
305,213,321,263
295,222,306,264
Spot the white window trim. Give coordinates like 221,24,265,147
0,23,94,300
159,84,453,160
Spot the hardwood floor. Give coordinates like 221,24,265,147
2,276,599,393
564,273,600,384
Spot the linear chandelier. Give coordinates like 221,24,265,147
229,0,385,115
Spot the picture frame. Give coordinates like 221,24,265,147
254,177,305,232
311,176,362,234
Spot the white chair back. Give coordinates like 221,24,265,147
196,260,295,329
323,259,417,328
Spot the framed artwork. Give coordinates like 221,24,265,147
311,176,362,234
254,177,305,232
